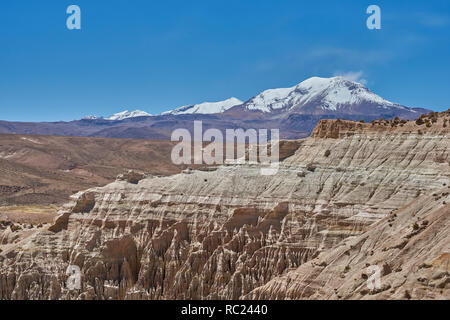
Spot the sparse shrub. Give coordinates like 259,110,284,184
324,150,331,157
404,290,412,299
306,163,316,172
297,171,306,178
415,118,425,125
435,155,446,163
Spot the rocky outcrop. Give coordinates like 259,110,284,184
116,171,147,185
0,114,449,300
247,190,450,300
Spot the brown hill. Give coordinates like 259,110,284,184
0,134,182,206
0,134,302,206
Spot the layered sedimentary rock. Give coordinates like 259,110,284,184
247,191,450,300
0,115,449,300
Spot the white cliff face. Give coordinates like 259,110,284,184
0,116,449,300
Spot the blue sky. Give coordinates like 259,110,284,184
0,0,449,121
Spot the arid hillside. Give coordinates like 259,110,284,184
0,134,301,206
0,110,448,300
0,135,184,206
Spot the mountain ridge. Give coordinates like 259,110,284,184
0,77,433,140
84,76,424,119
162,97,243,115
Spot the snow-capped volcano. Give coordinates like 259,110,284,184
85,77,415,121
242,76,408,114
163,97,243,115
162,77,413,117
106,110,152,121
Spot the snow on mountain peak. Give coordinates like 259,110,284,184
106,110,152,121
83,77,405,120
244,76,398,113
82,115,99,120
163,97,243,115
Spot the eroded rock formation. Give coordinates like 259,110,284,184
1,114,449,300
247,190,450,300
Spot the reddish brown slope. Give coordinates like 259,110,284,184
0,134,182,205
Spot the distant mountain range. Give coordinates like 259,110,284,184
239,76,405,114
162,97,243,115
0,77,431,140
83,110,153,121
